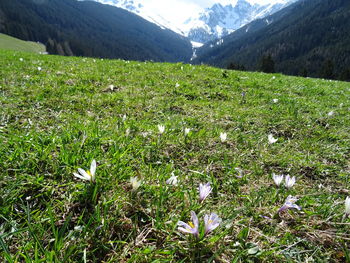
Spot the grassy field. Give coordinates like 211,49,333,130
0,49,349,262
0,33,46,54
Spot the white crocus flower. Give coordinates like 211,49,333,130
272,173,284,186
141,131,150,138
199,182,212,202
327,111,334,116
177,211,199,237
204,213,222,235
158,124,165,134
345,197,350,216
37,66,42,71
73,160,96,182
166,173,178,186
220,132,227,143
129,177,141,191
175,83,180,88
184,128,191,136
235,167,244,178
285,175,296,188
268,134,278,144
278,195,301,213
273,99,279,103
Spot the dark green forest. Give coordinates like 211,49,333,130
194,0,350,81
0,0,192,62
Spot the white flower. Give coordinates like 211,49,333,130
273,99,279,103
268,134,278,144
122,114,127,121
199,182,212,202
141,131,150,138
73,159,96,182
184,128,191,136
129,176,141,191
272,173,284,186
285,175,296,188
278,195,301,213
327,111,334,116
19,58,23,62
175,83,180,88
235,167,243,178
345,197,350,216
158,124,165,134
220,132,227,143
166,173,178,186
177,211,199,237
37,66,42,71
204,213,222,235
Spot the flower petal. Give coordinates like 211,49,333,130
191,211,199,229
73,172,89,181
90,159,96,177
78,168,90,180
177,221,195,234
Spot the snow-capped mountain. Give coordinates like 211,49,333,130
184,0,299,43
85,0,184,35
86,0,298,44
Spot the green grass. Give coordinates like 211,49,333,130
0,33,46,54
0,49,350,262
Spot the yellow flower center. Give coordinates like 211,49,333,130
188,222,194,228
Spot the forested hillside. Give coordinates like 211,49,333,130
194,0,350,81
0,0,192,62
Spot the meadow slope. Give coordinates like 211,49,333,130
0,34,45,54
0,50,350,262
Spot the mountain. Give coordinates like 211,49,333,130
84,0,185,35
88,0,297,44
194,0,350,81
183,0,298,43
0,0,192,62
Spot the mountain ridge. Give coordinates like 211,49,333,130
184,0,298,43
88,0,297,44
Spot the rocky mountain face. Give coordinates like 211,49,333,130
88,0,298,44
183,0,298,43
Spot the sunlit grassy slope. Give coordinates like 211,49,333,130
0,49,349,262
0,33,46,54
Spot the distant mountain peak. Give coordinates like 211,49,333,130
184,0,298,43
86,0,298,44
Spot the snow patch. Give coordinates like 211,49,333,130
191,41,204,48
